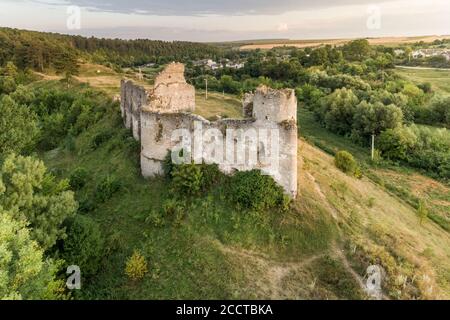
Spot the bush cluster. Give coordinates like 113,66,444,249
95,175,122,202
60,215,105,277
227,170,287,211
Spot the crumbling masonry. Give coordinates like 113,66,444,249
120,62,298,197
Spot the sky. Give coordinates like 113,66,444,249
0,0,449,42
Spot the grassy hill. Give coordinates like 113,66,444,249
396,67,450,96
31,65,450,299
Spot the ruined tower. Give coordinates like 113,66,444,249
120,63,298,198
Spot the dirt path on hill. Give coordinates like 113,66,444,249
305,166,390,300
216,241,325,299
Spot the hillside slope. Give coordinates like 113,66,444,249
40,90,450,298
32,62,449,299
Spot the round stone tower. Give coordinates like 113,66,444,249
252,85,297,123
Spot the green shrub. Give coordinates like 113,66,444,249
0,95,39,155
334,150,358,175
162,199,186,226
78,197,96,213
228,169,286,211
163,149,190,179
60,215,105,277
162,151,175,178
200,163,224,191
91,129,114,149
378,127,417,161
63,134,76,152
95,175,121,202
69,167,89,190
417,200,428,225
145,209,165,228
171,163,203,196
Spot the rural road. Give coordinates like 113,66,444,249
395,65,450,71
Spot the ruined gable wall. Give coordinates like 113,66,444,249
154,62,187,85
149,62,195,112
149,83,195,113
120,64,298,197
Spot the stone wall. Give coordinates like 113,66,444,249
120,80,147,140
121,63,298,198
147,62,195,112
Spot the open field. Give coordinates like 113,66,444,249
239,35,450,50
195,90,243,120
395,67,450,95
34,62,154,97
35,62,245,121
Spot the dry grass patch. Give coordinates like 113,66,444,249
194,90,243,120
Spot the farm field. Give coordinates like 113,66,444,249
239,35,450,50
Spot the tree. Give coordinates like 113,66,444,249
60,215,105,277
377,126,418,161
0,210,67,300
309,47,329,66
4,61,18,78
429,96,450,126
319,88,360,135
352,101,403,139
402,83,425,108
0,76,17,94
404,47,413,62
0,154,77,250
0,95,39,155
53,51,79,87
220,75,240,94
343,39,372,61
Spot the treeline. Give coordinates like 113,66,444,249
0,27,220,71
71,35,220,66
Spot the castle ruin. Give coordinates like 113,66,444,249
120,62,298,198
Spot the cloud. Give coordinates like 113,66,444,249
56,0,386,16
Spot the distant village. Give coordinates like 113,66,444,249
395,48,450,61
193,59,245,70
411,49,450,61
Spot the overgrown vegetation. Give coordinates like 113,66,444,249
1,30,449,300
